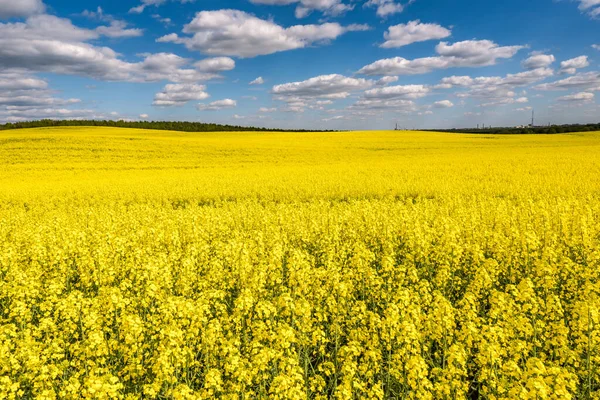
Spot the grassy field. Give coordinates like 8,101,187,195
1,127,600,399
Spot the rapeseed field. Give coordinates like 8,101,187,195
1,127,599,399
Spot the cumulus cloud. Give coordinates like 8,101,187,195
0,108,104,122
479,97,528,108
322,115,347,122
129,0,192,14
96,21,143,38
575,0,600,17
249,0,353,18
140,113,149,119
557,92,595,102
80,7,144,38
197,99,237,111
273,74,373,99
153,83,210,107
80,6,109,21
348,98,418,113
259,107,277,112
376,76,399,86
593,44,600,51
437,68,553,107
358,40,525,76
434,100,454,108
0,15,224,83
136,53,223,82
559,56,589,74
345,77,431,115
152,14,173,26
364,0,406,17
0,0,45,19
271,74,374,112
534,71,600,91
157,9,365,58
194,57,236,73
522,54,555,70
380,21,451,48
0,71,105,122
250,77,265,85
363,84,430,100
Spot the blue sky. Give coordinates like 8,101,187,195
0,0,599,130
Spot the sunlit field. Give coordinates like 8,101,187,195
1,127,600,399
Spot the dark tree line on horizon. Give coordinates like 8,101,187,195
428,122,600,135
0,119,333,133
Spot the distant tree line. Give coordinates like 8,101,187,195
2,119,599,135
427,123,600,135
0,119,334,133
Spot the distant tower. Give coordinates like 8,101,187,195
531,109,535,127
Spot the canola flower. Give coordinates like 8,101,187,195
0,127,599,399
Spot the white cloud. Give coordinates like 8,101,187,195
249,0,353,18
1,14,98,42
593,44,600,51
434,100,454,108
272,74,374,112
364,0,406,17
80,7,144,38
575,0,600,17
534,71,600,91
259,107,276,112
129,0,192,14
152,14,173,26
376,76,399,86
197,99,237,111
250,77,265,85
194,57,236,73
437,68,552,107
559,56,589,74
380,21,451,48
153,83,210,107
348,98,418,113
96,21,143,38
522,54,555,70
273,74,373,99
322,115,346,122
140,114,149,119
0,108,103,122
80,7,109,21
479,97,528,108
500,68,555,86
364,84,430,99
157,9,364,58
0,71,105,122
344,81,432,115
358,40,525,76
0,16,220,83
557,92,595,102
0,0,45,19
129,5,147,14
578,0,600,10
136,53,221,82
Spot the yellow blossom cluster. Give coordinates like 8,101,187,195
0,127,599,399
